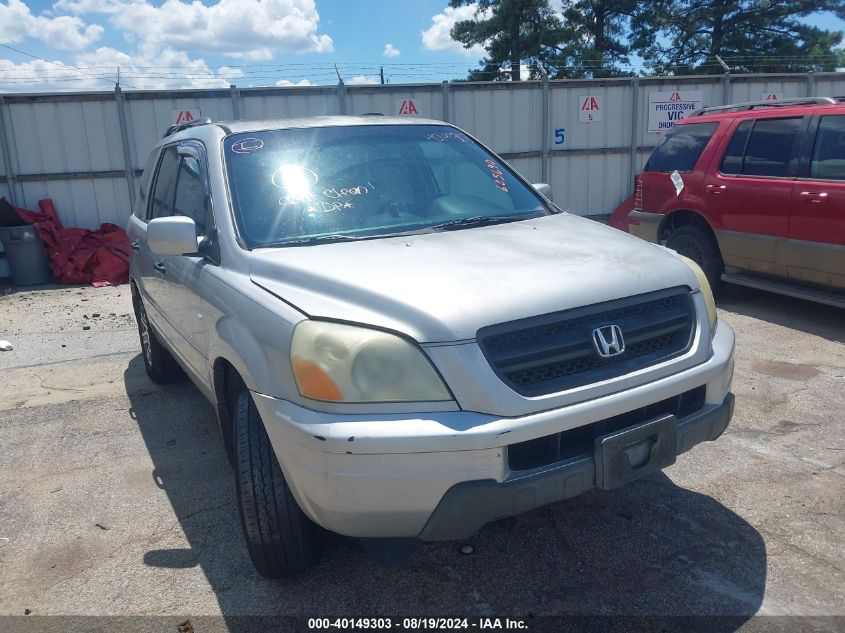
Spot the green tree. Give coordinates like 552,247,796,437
545,0,638,78
632,0,845,74
449,0,563,81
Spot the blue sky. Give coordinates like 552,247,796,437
0,0,843,92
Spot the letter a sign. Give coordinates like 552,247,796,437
396,98,420,116
171,108,201,125
578,95,602,122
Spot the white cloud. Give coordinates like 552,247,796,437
0,46,253,92
54,0,334,60
0,57,105,92
0,0,103,50
346,75,378,85
421,4,487,56
382,43,400,58
275,78,312,86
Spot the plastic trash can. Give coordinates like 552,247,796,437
0,225,51,285
0,239,11,285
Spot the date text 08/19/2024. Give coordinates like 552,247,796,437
307,617,529,630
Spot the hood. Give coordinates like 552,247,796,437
249,213,699,343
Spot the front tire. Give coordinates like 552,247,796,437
133,293,184,384
233,391,321,577
665,225,724,293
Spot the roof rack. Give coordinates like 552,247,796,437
163,117,213,138
692,97,837,116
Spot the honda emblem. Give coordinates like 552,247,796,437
592,324,625,358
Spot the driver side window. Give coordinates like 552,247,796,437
148,144,210,236
173,154,208,235
149,147,179,221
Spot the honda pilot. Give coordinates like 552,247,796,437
128,116,735,577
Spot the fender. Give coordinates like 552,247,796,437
202,267,307,401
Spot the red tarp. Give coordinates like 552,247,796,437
13,199,129,287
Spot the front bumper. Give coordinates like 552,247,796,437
252,321,735,539
420,393,733,540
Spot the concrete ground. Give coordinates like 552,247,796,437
0,283,842,629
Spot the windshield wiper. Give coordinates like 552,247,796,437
260,234,364,248
426,214,536,232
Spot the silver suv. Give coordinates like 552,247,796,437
127,116,736,577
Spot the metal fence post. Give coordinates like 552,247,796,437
441,81,450,122
230,84,240,119
338,81,347,115
806,72,815,97
721,73,732,104
541,76,550,183
0,96,18,206
627,75,640,189
114,86,136,208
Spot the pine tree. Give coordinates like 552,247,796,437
631,0,845,74
545,0,638,78
450,0,563,80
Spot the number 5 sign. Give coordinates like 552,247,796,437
578,95,602,123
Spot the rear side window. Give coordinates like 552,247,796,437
645,122,718,173
810,115,845,181
741,117,802,177
720,120,753,174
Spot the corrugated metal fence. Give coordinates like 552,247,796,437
1,72,844,229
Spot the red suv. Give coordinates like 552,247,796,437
610,97,845,308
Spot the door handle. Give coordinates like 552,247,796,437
799,191,828,203
131,239,141,252
706,184,727,194
153,261,167,275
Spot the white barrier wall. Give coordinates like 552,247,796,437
1,72,844,228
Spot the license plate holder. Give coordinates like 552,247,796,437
595,414,677,490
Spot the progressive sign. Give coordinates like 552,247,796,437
648,91,703,133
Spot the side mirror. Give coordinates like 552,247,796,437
532,183,553,201
147,216,200,256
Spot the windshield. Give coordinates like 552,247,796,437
224,124,551,248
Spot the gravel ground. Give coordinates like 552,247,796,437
0,283,842,630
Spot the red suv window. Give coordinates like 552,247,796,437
740,117,803,177
720,120,753,174
810,115,845,180
644,122,718,173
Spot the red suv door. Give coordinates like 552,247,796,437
702,114,809,279
789,111,845,289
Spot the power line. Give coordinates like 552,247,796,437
1,52,841,91
0,42,139,89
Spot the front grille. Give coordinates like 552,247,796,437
508,385,706,471
478,287,696,397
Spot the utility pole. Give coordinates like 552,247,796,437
380,66,385,85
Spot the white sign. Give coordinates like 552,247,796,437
396,98,421,116
761,92,784,102
670,170,684,196
578,95,603,122
171,108,201,125
648,91,703,133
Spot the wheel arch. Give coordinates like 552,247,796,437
212,356,247,464
658,209,719,245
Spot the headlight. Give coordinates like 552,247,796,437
678,254,718,332
290,320,452,403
